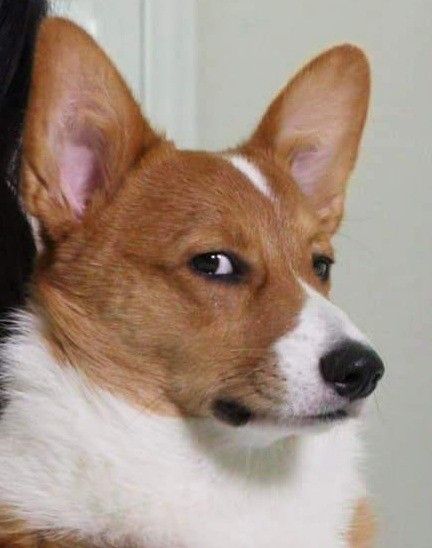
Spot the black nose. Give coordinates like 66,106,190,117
320,341,384,400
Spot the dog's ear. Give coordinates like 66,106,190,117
22,18,161,241
247,45,370,234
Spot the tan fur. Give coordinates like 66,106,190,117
0,509,35,547
348,499,377,547
3,16,375,545
0,508,88,547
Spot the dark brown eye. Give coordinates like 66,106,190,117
189,252,248,283
312,254,333,282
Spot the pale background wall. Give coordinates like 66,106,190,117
53,2,432,546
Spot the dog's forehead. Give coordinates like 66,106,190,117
133,148,307,223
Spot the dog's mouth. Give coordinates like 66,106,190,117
303,408,348,422
212,398,354,428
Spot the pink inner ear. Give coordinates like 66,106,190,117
59,142,100,217
290,144,333,196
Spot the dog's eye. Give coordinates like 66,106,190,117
190,252,248,282
312,254,333,282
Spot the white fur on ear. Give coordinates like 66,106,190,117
26,214,43,253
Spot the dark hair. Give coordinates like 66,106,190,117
0,0,47,339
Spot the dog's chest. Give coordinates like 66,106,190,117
0,334,364,547
132,431,363,548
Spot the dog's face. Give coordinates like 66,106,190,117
22,19,383,434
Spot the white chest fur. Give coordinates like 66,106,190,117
0,321,365,547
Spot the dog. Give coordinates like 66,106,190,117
0,17,384,547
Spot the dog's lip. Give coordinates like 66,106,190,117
212,397,360,428
305,408,348,421
256,406,355,427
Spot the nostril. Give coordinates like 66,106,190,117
343,372,362,384
320,341,384,401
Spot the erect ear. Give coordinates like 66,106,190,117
247,44,370,234
22,18,161,241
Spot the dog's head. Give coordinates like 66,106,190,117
22,19,383,436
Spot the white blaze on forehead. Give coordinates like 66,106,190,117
272,280,368,416
227,155,274,200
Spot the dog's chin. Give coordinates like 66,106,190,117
255,407,357,436
265,406,359,427
209,401,363,449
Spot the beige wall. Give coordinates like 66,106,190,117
195,1,432,547
52,0,142,99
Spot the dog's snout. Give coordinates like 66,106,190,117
320,341,384,401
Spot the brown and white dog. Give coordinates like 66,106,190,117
0,18,384,547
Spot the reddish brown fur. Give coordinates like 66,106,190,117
1,17,374,546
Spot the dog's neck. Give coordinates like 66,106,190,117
0,311,364,547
